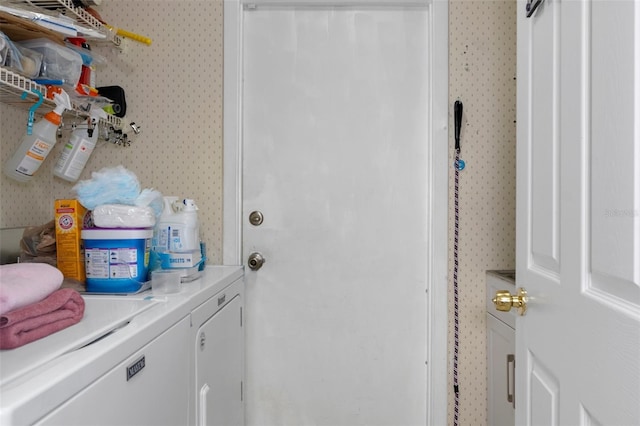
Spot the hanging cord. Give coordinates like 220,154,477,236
453,100,464,426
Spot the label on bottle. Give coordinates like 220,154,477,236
15,138,53,176
85,248,139,279
154,224,199,252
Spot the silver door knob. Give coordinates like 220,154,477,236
247,252,265,271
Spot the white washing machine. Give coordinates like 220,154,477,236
0,266,244,426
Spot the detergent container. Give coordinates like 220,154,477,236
82,228,153,293
152,197,203,273
154,197,200,253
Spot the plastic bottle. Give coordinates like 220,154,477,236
153,196,178,252
53,108,103,182
179,199,200,252
153,197,200,253
4,92,71,182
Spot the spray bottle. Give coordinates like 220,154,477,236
53,107,105,182
4,91,72,182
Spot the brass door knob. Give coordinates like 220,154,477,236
493,287,528,316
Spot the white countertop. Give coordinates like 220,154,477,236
0,265,243,425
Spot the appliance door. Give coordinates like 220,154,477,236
487,314,515,426
194,293,244,426
35,316,191,426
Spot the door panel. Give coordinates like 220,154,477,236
242,6,433,425
529,358,559,426
517,0,640,425
589,1,639,304
529,0,560,274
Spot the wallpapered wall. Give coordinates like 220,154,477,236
0,1,516,424
448,0,517,424
0,0,224,263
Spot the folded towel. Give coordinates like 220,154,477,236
0,263,63,315
0,288,85,350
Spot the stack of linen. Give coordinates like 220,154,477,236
0,263,84,350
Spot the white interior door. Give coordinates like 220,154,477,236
224,1,448,425
516,0,640,424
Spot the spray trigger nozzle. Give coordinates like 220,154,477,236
51,90,72,114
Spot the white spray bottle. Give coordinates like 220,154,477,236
4,91,72,182
53,107,105,182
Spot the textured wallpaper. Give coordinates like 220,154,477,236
0,0,224,263
0,1,516,424
448,1,517,424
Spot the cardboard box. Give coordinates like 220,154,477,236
55,199,89,282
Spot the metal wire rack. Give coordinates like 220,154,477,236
1,67,123,131
18,0,122,45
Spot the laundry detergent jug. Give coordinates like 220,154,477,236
153,197,200,253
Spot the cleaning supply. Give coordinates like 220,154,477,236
153,197,200,253
54,199,90,283
53,108,105,182
4,91,71,182
82,228,153,293
152,198,203,278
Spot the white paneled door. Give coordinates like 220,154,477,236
224,1,448,425
516,0,640,424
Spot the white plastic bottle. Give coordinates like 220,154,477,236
4,92,71,182
153,196,179,252
178,199,200,252
53,110,101,182
154,197,200,252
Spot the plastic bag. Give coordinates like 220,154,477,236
135,188,164,217
73,165,141,210
92,204,156,228
19,220,56,265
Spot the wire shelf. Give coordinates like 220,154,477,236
0,67,47,104
16,0,122,45
1,67,123,131
2,1,132,139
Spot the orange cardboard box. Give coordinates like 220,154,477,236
55,199,89,282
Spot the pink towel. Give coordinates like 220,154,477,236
0,263,63,315
0,288,85,350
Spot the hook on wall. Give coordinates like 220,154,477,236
453,100,465,171
22,89,44,136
